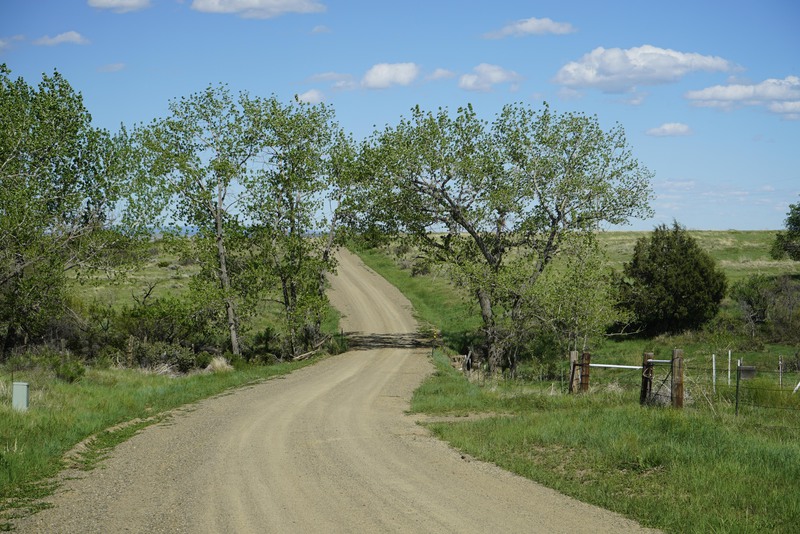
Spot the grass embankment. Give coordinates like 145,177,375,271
0,358,322,529
354,234,800,534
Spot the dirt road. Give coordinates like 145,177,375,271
16,250,655,533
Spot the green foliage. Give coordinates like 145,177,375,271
0,65,153,359
618,221,727,335
731,275,800,343
362,102,653,373
363,105,651,372
136,84,268,356
771,198,800,260
526,235,629,355
242,97,352,356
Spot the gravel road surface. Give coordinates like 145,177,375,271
15,249,656,533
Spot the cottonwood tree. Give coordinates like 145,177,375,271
137,85,266,356
0,65,148,358
244,98,353,356
364,103,653,373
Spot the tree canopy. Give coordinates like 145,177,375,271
363,103,654,372
0,65,148,358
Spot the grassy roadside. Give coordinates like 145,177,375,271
415,350,800,533
355,243,800,533
0,357,325,529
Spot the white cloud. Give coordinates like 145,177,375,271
191,0,325,19
686,76,800,119
427,68,456,81
98,62,125,72
0,35,24,52
88,0,151,13
459,63,521,92
311,25,331,34
646,122,692,137
554,45,733,93
362,63,419,89
484,17,575,39
297,89,324,103
34,31,90,46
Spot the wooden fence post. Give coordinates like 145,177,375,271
671,349,684,409
579,352,591,393
640,352,653,405
569,351,579,393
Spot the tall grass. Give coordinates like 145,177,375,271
416,350,800,533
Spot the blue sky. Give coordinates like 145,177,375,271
2,0,798,230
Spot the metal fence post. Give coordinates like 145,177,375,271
640,352,653,405
735,359,741,416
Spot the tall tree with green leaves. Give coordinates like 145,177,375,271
244,97,352,356
527,235,628,354
363,103,653,373
618,221,727,335
771,198,800,261
137,84,266,356
0,65,147,358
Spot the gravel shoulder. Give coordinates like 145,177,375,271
14,249,657,533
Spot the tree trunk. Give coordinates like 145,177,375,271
476,288,504,374
215,193,240,356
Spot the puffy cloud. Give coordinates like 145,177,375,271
191,0,325,19
459,63,521,92
297,89,325,103
362,63,419,89
686,76,800,119
554,45,733,93
34,31,90,46
646,122,692,137
427,68,456,81
88,0,151,13
483,17,575,39
97,62,125,72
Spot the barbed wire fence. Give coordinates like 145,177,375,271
568,350,800,426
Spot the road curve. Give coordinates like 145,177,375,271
16,249,655,533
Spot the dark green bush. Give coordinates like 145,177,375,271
617,221,727,336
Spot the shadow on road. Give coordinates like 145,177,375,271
345,332,427,351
